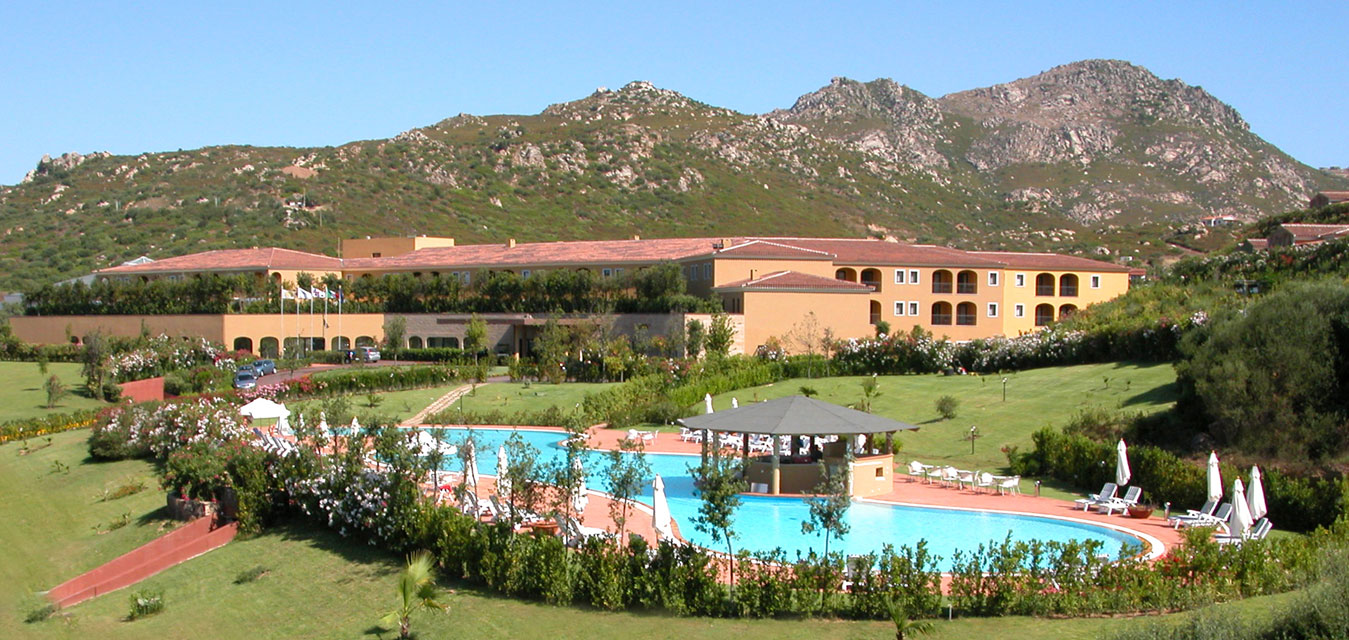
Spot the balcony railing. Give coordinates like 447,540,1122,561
931,313,952,325
932,282,953,294
1036,285,1055,296
956,313,976,326
861,279,881,291
1059,285,1078,297
957,283,977,294
869,313,881,325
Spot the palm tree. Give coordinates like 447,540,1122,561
381,550,448,638
887,598,933,640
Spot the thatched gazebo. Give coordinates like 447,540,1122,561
677,396,918,497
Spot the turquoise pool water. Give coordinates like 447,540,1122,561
428,427,1141,568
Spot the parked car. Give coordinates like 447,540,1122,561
252,359,276,375
236,364,258,377
357,346,380,363
233,371,258,390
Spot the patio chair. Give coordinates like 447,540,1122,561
923,464,945,484
975,472,995,493
956,469,977,491
841,555,871,592
1167,499,1217,527
906,461,928,482
939,466,960,488
1074,482,1118,511
678,427,703,443
996,475,1022,495
1176,502,1233,530
1098,486,1143,515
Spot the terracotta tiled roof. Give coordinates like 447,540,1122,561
714,240,835,259
1279,223,1349,242
715,271,875,292
97,248,342,274
1245,238,1269,249
966,251,1132,272
756,237,1009,267
343,237,736,271
1316,191,1349,202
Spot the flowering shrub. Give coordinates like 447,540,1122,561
106,334,233,382
89,396,248,461
162,441,230,500
0,410,99,444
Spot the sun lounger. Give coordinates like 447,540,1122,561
1074,482,1118,511
1168,499,1218,527
1098,486,1143,515
1216,517,1272,545
1176,502,1233,530
678,427,703,443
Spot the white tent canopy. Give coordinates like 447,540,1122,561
239,398,289,420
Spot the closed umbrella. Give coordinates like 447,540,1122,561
1248,466,1267,520
463,441,479,499
1229,478,1254,538
317,412,331,439
731,397,739,409
1116,439,1132,487
704,393,714,414
496,445,511,500
571,457,588,515
652,474,672,540
1206,451,1223,502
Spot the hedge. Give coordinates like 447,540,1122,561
0,409,101,444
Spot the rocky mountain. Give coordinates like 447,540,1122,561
1,60,1344,291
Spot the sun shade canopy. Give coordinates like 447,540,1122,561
676,395,918,436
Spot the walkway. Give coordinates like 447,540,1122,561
401,383,475,426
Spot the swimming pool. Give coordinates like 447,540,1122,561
428,427,1144,568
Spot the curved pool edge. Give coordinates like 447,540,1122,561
858,495,1166,561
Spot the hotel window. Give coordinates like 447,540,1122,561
1014,273,1026,287
908,301,919,316
988,303,999,317
1090,275,1101,289
894,301,905,316
988,272,999,286
615,268,624,276
909,270,920,284
703,264,712,280
521,270,531,279
1014,304,1025,318
602,268,613,278
894,269,906,284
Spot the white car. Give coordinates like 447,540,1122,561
357,346,380,363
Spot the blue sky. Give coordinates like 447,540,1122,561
2,2,1345,184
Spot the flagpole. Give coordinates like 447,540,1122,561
278,279,284,359
338,287,343,354
323,285,329,351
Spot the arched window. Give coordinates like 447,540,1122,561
956,270,978,294
355,336,376,348
259,337,280,358
956,302,977,325
408,336,424,349
1058,304,1078,319
869,300,882,325
932,270,954,294
232,337,254,353
1035,304,1054,326
835,267,858,282
1059,274,1079,297
332,336,351,351
860,268,882,291
310,337,326,351
1035,273,1055,296
931,301,953,325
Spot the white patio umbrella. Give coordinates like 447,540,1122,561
317,412,331,439
496,445,511,500
571,457,589,515
1206,451,1223,502
652,474,672,540
349,416,361,435
704,393,714,414
731,397,739,409
463,441,480,499
1248,466,1267,520
1229,478,1254,538
1116,439,1132,487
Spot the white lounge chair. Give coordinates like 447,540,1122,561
1176,502,1233,530
1074,482,1118,511
1098,486,1143,515
1168,499,1218,527
1216,517,1272,545
678,427,703,443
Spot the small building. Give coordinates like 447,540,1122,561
1266,223,1349,247
1309,191,1349,209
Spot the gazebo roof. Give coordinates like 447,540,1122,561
676,396,918,436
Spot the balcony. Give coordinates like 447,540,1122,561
957,282,978,294
931,313,952,326
1036,285,1055,297
932,282,953,294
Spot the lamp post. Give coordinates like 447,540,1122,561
1001,377,1008,402
965,425,979,455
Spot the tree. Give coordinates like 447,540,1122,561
80,330,109,400
534,319,571,384
502,432,547,524
44,375,66,409
380,550,448,639
383,316,407,363
602,438,651,544
935,395,959,420
685,318,706,359
860,374,882,413
874,320,891,338
464,314,488,365
789,312,824,377
706,312,735,357
887,599,934,640
802,461,851,602
691,451,745,584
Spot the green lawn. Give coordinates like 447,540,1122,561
0,427,1310,639
448,381,621,417
705,362,1178,473
288,385,469,424
0,362,109,422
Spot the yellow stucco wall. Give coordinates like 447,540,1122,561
341,236,456,259
739,290,871,354
10,315,227,345
998,270,1130,336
